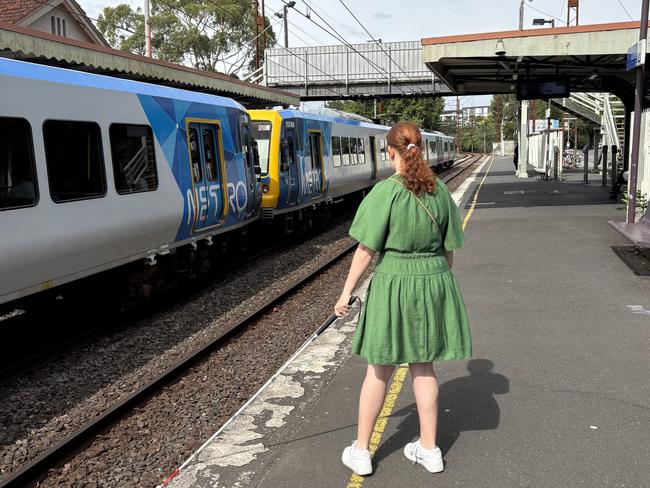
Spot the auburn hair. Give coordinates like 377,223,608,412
386,121,437,195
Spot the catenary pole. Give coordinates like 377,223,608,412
628,0,650,223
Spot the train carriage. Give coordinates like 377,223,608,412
0,58,262,306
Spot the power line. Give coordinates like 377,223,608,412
286,0,408,95
524,3,567,25
203,0,366,95
337,0,426,95
616,0,634,20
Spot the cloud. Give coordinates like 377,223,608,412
373,12,392,20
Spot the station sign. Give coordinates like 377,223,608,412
627,39,646,71
529,119,560,133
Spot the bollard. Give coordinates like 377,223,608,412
611,146,618,188
601,145,608,187
583,145,590,184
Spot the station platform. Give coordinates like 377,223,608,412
166,157,650,488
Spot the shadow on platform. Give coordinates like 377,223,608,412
466,179,615,209
373,359,509,467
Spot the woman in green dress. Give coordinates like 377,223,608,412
335,121,472,476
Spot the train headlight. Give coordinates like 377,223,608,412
262,184,270,193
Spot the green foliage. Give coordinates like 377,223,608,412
96,0,276,75
327,97,446,132
622,190,648,216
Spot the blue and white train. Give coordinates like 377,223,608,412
0,58,455,308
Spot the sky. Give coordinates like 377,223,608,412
79,0,642,110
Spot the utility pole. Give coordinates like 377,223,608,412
254,0,264,70
144,0,152,57
456,96,461,151
283,4,289,48
519,0,525,30
627,0,649,223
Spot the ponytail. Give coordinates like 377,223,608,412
386,121,437,195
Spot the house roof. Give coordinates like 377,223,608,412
0,21,301,107
0,0,43,23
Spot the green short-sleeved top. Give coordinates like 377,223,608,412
349,175,464,255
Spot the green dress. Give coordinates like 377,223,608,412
349,175,472,365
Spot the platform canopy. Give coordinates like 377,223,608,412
421,22,650,108
0,21,300,108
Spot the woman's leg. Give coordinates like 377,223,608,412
409,362,439,450
356,364,396,450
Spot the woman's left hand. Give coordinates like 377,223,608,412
334,293,352,317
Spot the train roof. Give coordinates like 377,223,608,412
0,57,245,111
277,108,389,131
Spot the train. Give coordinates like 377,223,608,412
0,58,455,309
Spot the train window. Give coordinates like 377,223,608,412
202,127,218,181
109,124,158,194
380,139,387,161
332,137,342,167
357,138,365,164
425,141,430,161
430,141,435,156
0,117,38,210
341,137,350,166
44,120,105,203
350,139,358,165
251,121,272,175
308,132,323,171
188,128,203,181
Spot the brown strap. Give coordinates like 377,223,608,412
389,177,441,235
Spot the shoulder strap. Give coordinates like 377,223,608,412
389,177,441,235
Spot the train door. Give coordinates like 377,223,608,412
308,130,324,199
187,121,227,232
283,122,301,206
368,135,378,180
240,117,259,217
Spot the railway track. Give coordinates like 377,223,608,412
0,154,486,488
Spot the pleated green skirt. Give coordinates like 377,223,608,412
352,252,472,365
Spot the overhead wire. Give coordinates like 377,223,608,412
615,0,634,20
524,3,567,25
336,0,427,95
203,0,366,96
286,0,408,95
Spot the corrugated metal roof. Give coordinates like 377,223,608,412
0,21,300,108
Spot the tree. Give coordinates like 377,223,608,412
327,97,446,132
96,1,276,76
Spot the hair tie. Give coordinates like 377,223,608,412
407,143,416,150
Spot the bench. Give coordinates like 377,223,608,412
609,214,650,249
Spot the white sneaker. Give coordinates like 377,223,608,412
403,439,444,473
341,440,372,476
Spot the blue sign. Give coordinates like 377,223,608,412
627,40,646,71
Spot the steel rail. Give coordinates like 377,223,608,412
0,155,484,488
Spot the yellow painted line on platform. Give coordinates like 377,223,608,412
463,156,495,231
346,364,409,488
345,156,495,487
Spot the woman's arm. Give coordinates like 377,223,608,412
444,249,454,269
334,243,375,316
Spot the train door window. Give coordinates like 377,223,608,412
0,117,38,210
109,124,158,194
43,120,105,203
308,132,323,170
188,128,203,181
380,139,387,161
357,138,365,164
425,141,430,160
430,141,435,156
368,136,377,164
251,120,272,175
341,137,350,166
350,139,358,165
332,136,342,167
202,127,219,181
